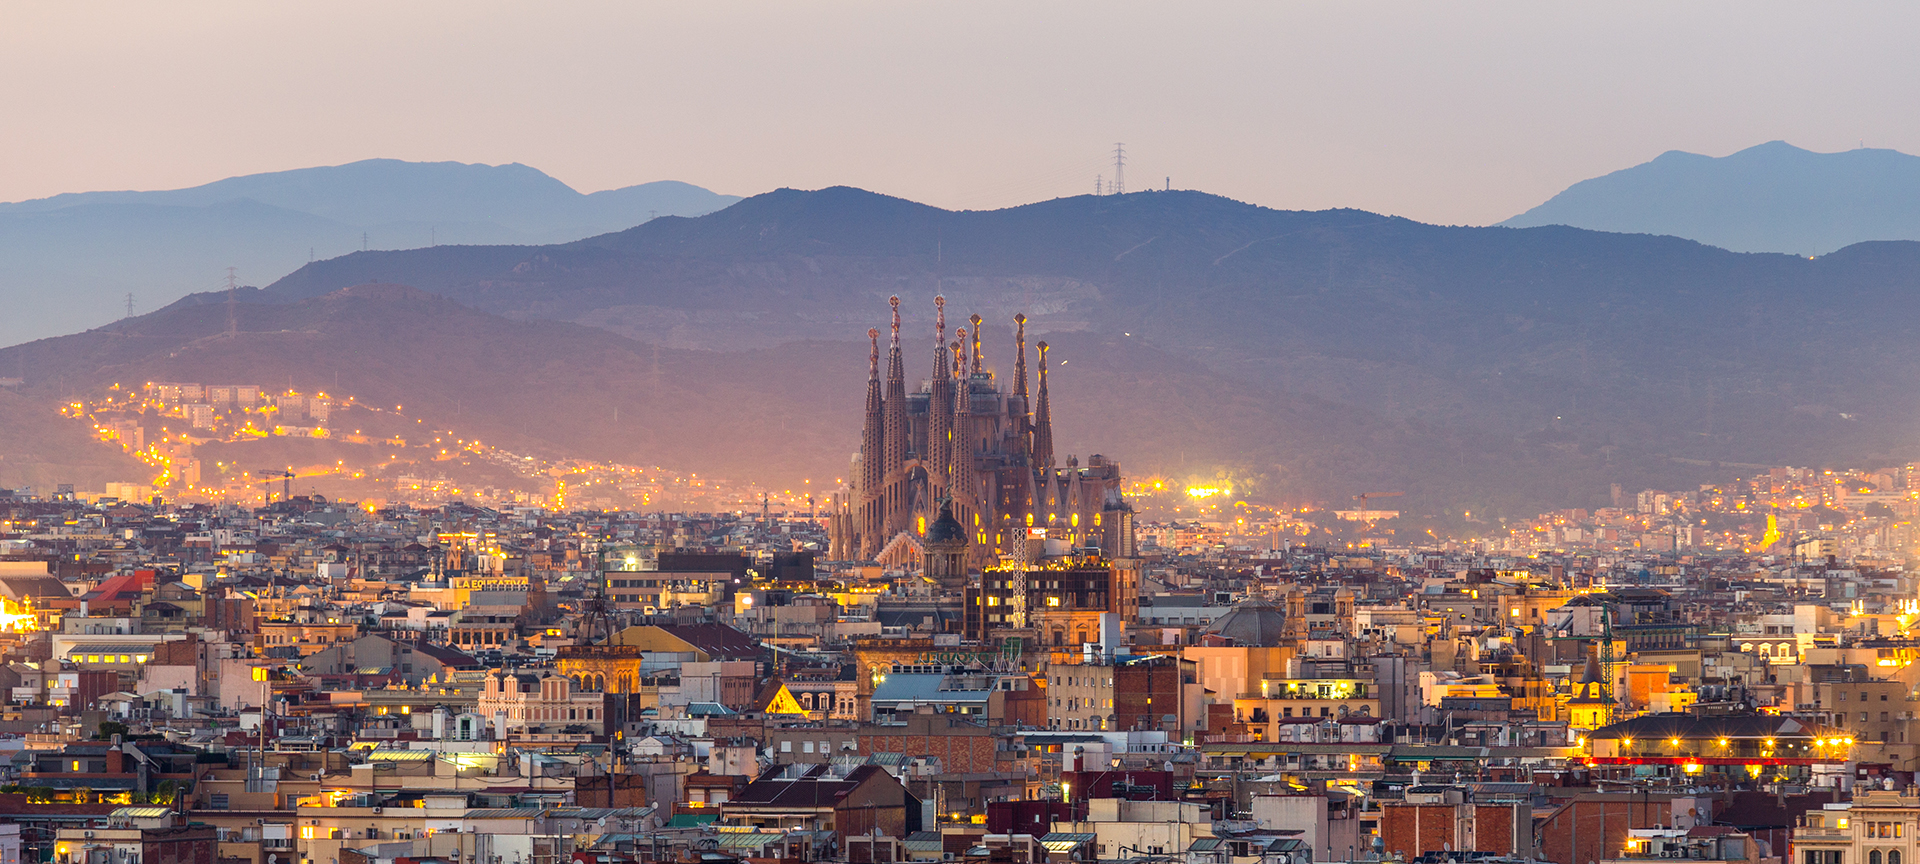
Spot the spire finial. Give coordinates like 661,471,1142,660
955,327,969,376
1014,314,1029,399
868,328,880,378
969,314,984,375
889,295,901,346
935,295,946,344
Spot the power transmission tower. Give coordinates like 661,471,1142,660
1112,143,1126,195
124,293,135,318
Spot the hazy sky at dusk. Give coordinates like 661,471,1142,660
4,1,1918,225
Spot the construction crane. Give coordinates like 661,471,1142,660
255,469,293,502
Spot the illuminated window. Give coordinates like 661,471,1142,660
87,655,99,663
135,655,147,663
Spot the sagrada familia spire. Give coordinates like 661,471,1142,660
827,296,1132,573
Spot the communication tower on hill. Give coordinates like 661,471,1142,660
225,267,240,337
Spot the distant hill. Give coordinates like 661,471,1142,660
243,186,1920,516
0,282,1728,519
0,160,740,348
1501,141,1920,254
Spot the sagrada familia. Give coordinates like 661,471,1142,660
826,296,1134,573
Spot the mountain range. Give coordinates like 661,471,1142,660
0,160,739,348
11,185,1920,521
1502,141,1920,255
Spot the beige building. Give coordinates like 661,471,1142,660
1794,789,1920,864
475,670,606,732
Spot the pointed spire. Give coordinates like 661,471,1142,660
951,336,975,513
955,326,969,378
883,297,909,536
1033,341,1054,472
969,314,984,375
928,297,953,490
858,327,884,558
1014,314,1029,399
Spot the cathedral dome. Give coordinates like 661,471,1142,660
1205,598,1288,646
926,500,966,545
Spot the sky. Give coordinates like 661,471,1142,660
4,2,1920,226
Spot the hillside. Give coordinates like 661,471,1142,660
259,187,1920,510
0,282,1720,519
1502,141,1920,254
0,160,740,349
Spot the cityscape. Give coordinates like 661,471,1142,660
6,7,1920,864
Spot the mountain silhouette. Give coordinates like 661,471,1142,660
1502,141,1920,254
16,185,1920,516
251,186,1920,513
0,159,739,348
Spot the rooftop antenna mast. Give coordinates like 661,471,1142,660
1112,143,1126,195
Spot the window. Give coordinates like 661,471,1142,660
1872,852,1882,864
802,741,814,753
210,794,230,810
780,741,792,752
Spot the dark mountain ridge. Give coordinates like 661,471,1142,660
14,185,1920,517
261,187,1920,479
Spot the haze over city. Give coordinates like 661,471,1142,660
3,6,1920,863
7,2,1920,222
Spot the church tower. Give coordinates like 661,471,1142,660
857,328,883,559
927,297,952,501
882,296,911,541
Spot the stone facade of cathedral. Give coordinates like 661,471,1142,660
826,296,1135,570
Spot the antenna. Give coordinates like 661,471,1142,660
225,267,239,337
1112,143,1126,195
